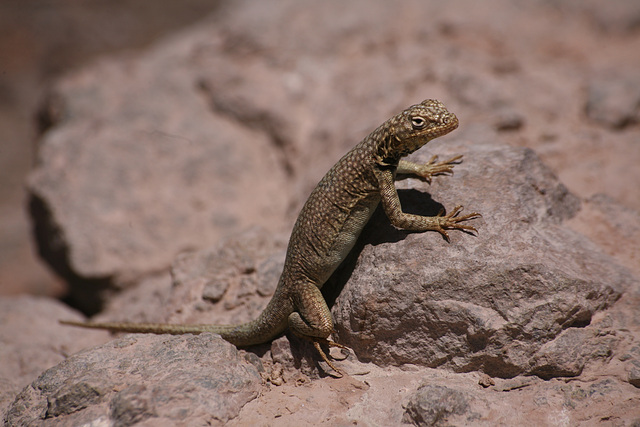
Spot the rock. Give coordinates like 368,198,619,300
623,344,640,388
402,384,472,426
566,194,640,277
331,141,632,378
269,334,337,380
530,328,615,379
493,106,525,131
0,296,110,419
124,228,286,328
167,227,286,324
4,333,263,426
478,373,495,388
629,365,640,388
28,41,292,309
585,74,640,129
67,143,634,385
75,141,634,383
573,0,640,34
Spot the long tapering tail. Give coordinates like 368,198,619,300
59,314,288,347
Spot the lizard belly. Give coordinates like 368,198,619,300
315,200,378,285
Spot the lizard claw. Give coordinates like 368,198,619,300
311,335,352,377
312,340,347,378
436,205,481,241
419,154,464,183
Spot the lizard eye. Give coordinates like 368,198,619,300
411,116,427,129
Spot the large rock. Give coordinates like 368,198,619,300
330,140,631,377
28,40,292,299
4,333,263,426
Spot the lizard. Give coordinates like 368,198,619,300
61,99,480,376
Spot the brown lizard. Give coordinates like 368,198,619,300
61,99,479,376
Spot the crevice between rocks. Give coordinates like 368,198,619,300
28,191,112,316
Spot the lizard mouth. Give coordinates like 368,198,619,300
431,114,459,137
413,114,459,145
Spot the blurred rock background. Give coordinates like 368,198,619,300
0,0,222,296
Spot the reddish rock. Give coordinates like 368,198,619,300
0,296,110,418
4,334,263,426
331,142,630,378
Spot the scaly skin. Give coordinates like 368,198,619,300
61,99,480,376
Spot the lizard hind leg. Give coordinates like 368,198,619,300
287,285,348,377
289,322,349,378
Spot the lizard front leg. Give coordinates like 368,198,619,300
375,167,480,241
397,154,463,184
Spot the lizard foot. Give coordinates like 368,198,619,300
312,338,350,378
415,154,463,183
436,205,481,241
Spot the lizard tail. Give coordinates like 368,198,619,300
59,319,230,335
60,282,291,347
59,317,286,347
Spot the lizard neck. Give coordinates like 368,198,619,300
373,126,403,167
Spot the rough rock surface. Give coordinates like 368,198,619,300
402,384,473,426
88,227,287,329
0,296,110,417
4,333,263,426
6,0,640,425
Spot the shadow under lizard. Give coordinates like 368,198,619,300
62,99,480,377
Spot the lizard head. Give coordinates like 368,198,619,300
376,99,459,165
